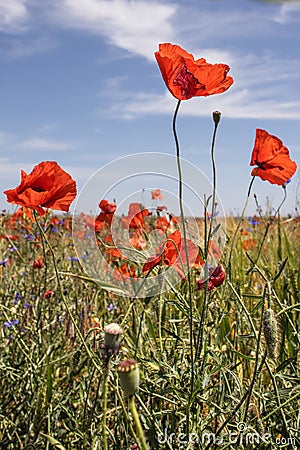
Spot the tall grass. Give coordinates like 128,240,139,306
0,208,299,449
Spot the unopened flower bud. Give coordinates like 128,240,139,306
118,359,140,396
104,322,123,356
263,309,278,360
212,110,221,125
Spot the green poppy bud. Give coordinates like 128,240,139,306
118,359,140,396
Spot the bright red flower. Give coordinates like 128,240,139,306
196,264,226,291
242,239,257,251
99,199,117,214
155,43,234,100
4,161,77,215
143,230,199,279
151,189,164,200
250,129,297,185
128,203,150,230
44,289,53,299
114,263,137,281
33,257,43,269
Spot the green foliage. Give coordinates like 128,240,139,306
0,211,299,449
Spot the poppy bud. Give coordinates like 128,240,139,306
104,323,123,355
213,110,222,125
118,359,140,396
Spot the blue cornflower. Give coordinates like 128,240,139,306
107,303,117,312
4,319,19,328
23,234,35,241
248,217,260,226
0,258,10,266
67,256,79,262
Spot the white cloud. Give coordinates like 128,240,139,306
49,0,177,59
20,137,72,151
0,0,28,33
273,1,300,24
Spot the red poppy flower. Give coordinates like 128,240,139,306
242,239,257,251
128,203,150,230
155,43,234,100
151,189,164,200
33,257,43,269
44,289,53,299
196,264,226,291
4,161,77,215
99,199,117,214
143,229,199,279
250,129,297,185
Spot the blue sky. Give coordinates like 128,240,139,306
0,0,299,217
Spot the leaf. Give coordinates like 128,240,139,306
59,271,130,296
40,433,67,450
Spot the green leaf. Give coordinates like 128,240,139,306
40,433,67,450
59,271,130,296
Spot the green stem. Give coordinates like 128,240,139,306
128,395,148,450
195,117,220,363
33,211,101,371
102,362,110,450
172,99,194,432
227,175,256,276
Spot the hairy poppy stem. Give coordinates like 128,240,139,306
195,115,220,363
172,99,194,432
102,360,110,450
128,395,148,450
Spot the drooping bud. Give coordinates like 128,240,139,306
118,359,140,396
262,309,278,360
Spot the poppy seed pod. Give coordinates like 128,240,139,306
104,323,123,356
118,359,140,396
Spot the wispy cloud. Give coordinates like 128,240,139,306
0,0,29,33
273,1,300,24
20,137,72,151
48,0,177,59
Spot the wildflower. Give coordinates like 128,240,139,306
127,203,150,230
250,129,297,185
248,216,260,226
44,289,53,299
242,239,257,251
143,229,199,279
155,43,234,100
4,319,19,328
4,161,77,215
118,359,140,396
0,258,11,266
151,189,164,200
33,258,43,269
67,256,79,262
107,302,116,312
95,199,117,228
196,264,226,291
